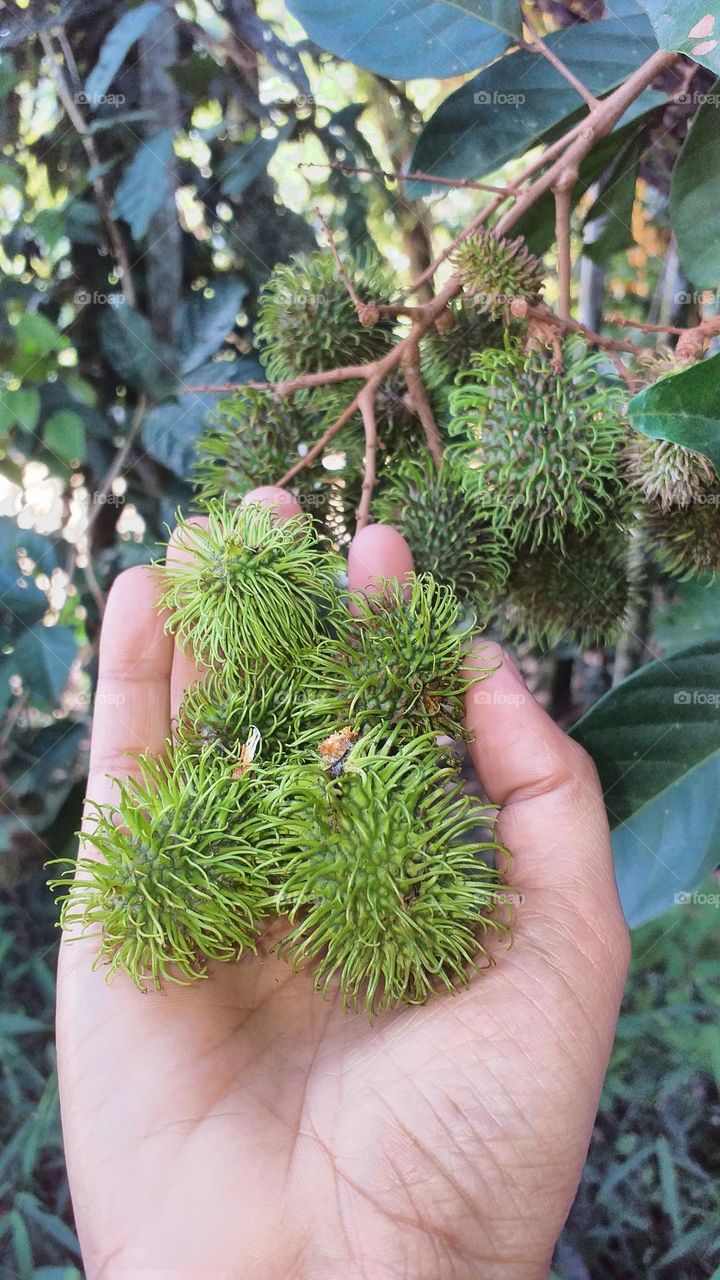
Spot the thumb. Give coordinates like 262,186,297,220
347,523,414,598
465,643,627,945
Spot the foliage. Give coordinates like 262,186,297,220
2,0,720,1269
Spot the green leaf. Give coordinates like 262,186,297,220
113,128,174,240
1,625,77,707
84,1,163,103
582,133,644,266
285,0,511,78
572,639,720,926
626,352,720,475
179,280,249,374
670,84,720,288
514,102,661,255
633,2,720,74
11,313,69,380
218,126,291,200
653,576,720,652
43,409,86,465
100,304,175,397
407,0,657,190
142,356,263,477
0,386,40,434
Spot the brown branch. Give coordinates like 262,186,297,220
553,175,575,321
301,160,516,198
316,208,364,312
86,395,148,539
277,389,364,487
401,346,443,467
356,383,380,531
40,31,137,308
522,15,600,110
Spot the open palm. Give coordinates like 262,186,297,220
57,492,629,1280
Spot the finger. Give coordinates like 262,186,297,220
347,522,414,601
243,484,303,521
465,643,620,913
85,565,174,814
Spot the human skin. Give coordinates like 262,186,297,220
56,486,630,1280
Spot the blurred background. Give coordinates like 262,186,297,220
0,0,718,1275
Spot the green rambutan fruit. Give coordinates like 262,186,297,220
255,250,398,381
157,500,344,669
503,520,633,650
624,433,717,511
374,453,510,612
194,386,331,519
175,664,319,762
308,573,490,739
270,730,512,1014
49,746,274,989
452,230,544,320
644,496,720,579
422,298,505,396
449,340,626,551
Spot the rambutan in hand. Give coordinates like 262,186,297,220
57,486,629,1280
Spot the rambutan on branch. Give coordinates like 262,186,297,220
182,49,679,521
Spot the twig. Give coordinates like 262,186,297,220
522,15,600,110
277,389,364,487
553,177,575,321
316,209,364,312
356,383,380,531
302,160,516,198
40,31,137,308
608,316,685,334
401,346,443,467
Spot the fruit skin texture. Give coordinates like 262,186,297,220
157,500,344,669
645,495,720,579
449,339,626,551
624,433,717,511
255,250,397,380
270,731,512,1015
504,520,633,651
309,573,492,740
375,453,510,612
452,230,544,320
175,664,319,762
194,386,330,518
49,747,274,990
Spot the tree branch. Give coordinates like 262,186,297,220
356,383,380,531
40,31,137,308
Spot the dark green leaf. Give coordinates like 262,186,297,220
582,133,644,266
142,356,263,477
633,3,720,74
100,304,175,397
43,410,86,466
84,2,163,103
670,84,720,288
407,0,657,191
285,0,511,78
653,576,720,652
218,128,290,200
0,386,40,433
2,625,77,708
573,639,720,926
113,128,174,240
626,352,720,474
179,280,249,374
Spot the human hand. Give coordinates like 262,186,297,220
57,487,629,1280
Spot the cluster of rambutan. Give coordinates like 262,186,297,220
51,502,512,1013
195,234,719,654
